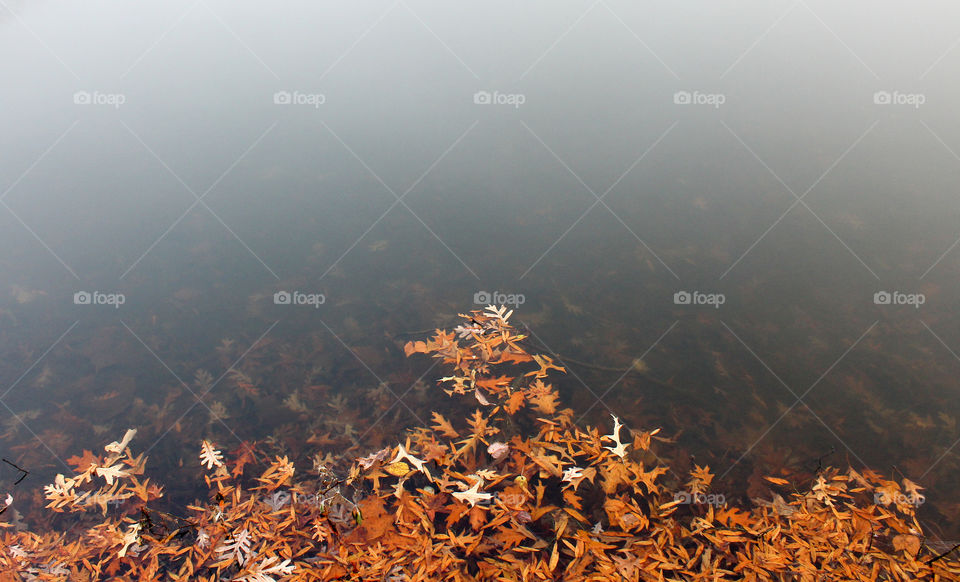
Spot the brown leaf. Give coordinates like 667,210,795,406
431,412,459,438
893,534,921,556
66,450,99,472
529,392,559,415
505,391,525,415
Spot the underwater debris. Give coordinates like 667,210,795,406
0,308,954,580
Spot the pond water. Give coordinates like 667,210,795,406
2,1,960,539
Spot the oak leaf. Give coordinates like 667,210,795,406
452,481,492,507
104,428,137,455
95,464,129,485
529,391,559,414
199,440,224,470
215,528,253,567
493,526,531,550
67,450,100,472
431,412,459,438
505,391,525,415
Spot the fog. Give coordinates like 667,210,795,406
5,2,960,285
4,0,960,537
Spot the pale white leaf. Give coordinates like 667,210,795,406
200,440,225,470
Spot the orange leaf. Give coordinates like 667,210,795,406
230,441,259,478
893,534,921,556
639,465,669,494
505,391,526,415
445,499,472,527
431,412,459,438
345,497,393,544
499,351,533,365
403,340,428,357
493,526,530,550
549,541,559,571
475,375,512,394
529,392,558,415
468,504,487,531
66,450,99,472
564,506,589,523
563,489,582,510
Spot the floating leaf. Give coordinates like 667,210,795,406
199,440,224,470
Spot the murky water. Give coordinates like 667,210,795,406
2,0,960,539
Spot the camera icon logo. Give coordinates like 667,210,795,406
474,291,492,304
74,291,91,305
673,291,691,305
673,491,691,504
873,91,891,105
473,91,492,105
273,91,292,105
73,91,91,105
673,91,692,105
873,291,891,305
273,291,291,305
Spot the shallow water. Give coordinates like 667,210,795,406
2,0,960,539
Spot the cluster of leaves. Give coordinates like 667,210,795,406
41,429,163,517
0,306,958,580
2,432,324,580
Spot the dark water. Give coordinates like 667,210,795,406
2,1,960,539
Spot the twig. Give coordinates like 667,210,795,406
810,447,835,474
926,542,960,565
2,458,28,485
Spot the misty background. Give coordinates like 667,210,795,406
3,0,960,537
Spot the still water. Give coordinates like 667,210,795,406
2,1,960,538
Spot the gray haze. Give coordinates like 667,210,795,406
4,0,960,535
4,1,960,286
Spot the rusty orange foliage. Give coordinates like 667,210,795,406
1,307,958,581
